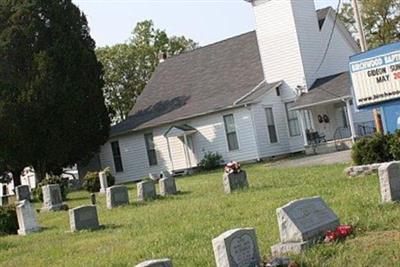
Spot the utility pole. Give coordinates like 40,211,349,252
351,0,368,52
351,0,384,133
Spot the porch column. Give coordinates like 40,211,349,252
297,110,308,146
166,137,175,171
345,99,357,142
183,134,192,169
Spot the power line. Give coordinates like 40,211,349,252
312,0,344,100
314,0,342,76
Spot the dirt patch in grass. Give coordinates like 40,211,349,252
347,230,400,250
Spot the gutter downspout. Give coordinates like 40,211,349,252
248,104,261,161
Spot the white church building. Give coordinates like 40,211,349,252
98,0,374,183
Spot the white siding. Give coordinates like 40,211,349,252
251,85,305,158
352,105,375,125
252,0,322,92
316,12,360,79
252,0,307,93
99,107,259,183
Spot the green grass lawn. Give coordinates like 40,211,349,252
1,163,400,267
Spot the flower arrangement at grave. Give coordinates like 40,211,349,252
224,161,241,174
324,225,353,243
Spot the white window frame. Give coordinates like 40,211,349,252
264,106,279,144
144,133,158,167
223,114,240,151
285,102,302,137
111,141,124,173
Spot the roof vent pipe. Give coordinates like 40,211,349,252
158,52,167,63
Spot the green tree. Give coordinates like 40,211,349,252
97,20,197,123
339,0,400,48
0,0,110,180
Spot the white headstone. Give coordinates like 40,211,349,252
378,162,400,203
212,228,261,267
135,259,173,267
99,171,108,194
271,196,339,256
16,200,40,235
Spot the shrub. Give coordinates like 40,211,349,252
390,130,400,160
0,205,18,235
83,168,115,193
198,152,223,171
33,176,69,202
352,133,394,165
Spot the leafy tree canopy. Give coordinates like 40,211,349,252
0,0,110,180
339,0,400,48
97,20,197,124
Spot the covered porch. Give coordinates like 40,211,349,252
292,72,375,154
164,124,198,175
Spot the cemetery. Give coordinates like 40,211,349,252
1,162,399,266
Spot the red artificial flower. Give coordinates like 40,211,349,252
224,161,241,174
325,225,353,243
336,225,353,237
324,230,337,242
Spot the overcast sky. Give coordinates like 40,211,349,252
72,0,342,48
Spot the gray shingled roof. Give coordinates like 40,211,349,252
292,72,352,109
110,8,332,137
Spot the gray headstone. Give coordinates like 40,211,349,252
212,228,261,267
69,205,100,232
271,196,339,256
15,185,31,201
99,171,108,194
159,177,177,196
135,259,173,267
223,171,249,194
137,180,156,201
106,185,129,209
41,184,64,212
378,162,400,203
16,200,40,235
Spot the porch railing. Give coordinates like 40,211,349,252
333,121,376,151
